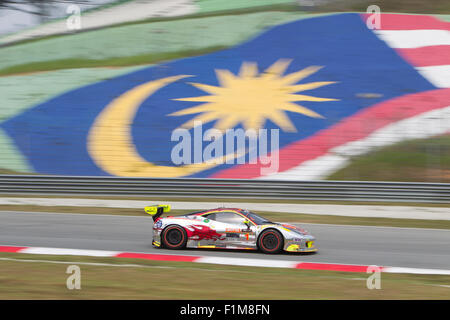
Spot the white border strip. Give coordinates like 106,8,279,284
383,267,450,275
19,247,120,257
195,256,298,268
417,65,450,88
374,30,450,48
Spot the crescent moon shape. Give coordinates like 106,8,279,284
87,75,245,177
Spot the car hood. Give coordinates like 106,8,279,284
276,223,311,236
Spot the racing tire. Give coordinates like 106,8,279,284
258,229,284,254
161,225,187,250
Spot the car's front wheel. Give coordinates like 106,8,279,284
258,229,284,254
161,225,187,249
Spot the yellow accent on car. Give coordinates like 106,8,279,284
144,204,171,215
152,241,161,247
286,244,300,252
306,241,314,248
198,245,216,249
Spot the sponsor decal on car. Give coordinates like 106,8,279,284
286,244,300,252
185,225,225,241
154,220,163,229
226,233,240,238
225,228,242,233
282,224,309,234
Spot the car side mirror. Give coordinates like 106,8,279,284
243,220,251,229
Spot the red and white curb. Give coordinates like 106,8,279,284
1,245,450,275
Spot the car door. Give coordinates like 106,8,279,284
204,211,256,248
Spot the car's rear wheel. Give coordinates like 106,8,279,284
161,225,187,250
258,229,283,254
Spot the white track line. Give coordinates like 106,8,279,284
19,247,120,257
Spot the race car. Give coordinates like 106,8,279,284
145,204,317,254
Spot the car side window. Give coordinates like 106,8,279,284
202,213,216,220
214,212,246,225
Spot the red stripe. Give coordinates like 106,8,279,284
360,13,450,30
295,262,369,273
396,46,450,67
116,252,200,262
212,88,450,179
0,245,27,253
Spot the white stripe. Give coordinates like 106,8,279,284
259,154,348,181
417,65,450,88
383,267,450,275
19,247,120,257
195,256,298,268
0,257,173,269
262,106,450,180
374,30,450,48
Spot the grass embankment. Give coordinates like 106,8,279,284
0,9,308,76
0,252,449,299
0,46,226,77
1,205,449,230
2,1,448,75
328,135,450,183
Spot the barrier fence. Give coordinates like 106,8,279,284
0,175,449,203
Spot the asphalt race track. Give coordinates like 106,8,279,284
1,211,449,269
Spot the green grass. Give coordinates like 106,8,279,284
0,46,227,76
196,0,298,14
328,135,450,182
0,11,309,74
1,205,449,230
0,252,449,299
0,169,35,174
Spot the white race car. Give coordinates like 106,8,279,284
146,205,317,254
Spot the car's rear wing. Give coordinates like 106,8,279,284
144,204,171,221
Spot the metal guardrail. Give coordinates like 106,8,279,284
0,175,449,203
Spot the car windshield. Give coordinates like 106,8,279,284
244,211,273,225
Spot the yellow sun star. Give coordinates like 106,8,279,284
169,59,338,132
